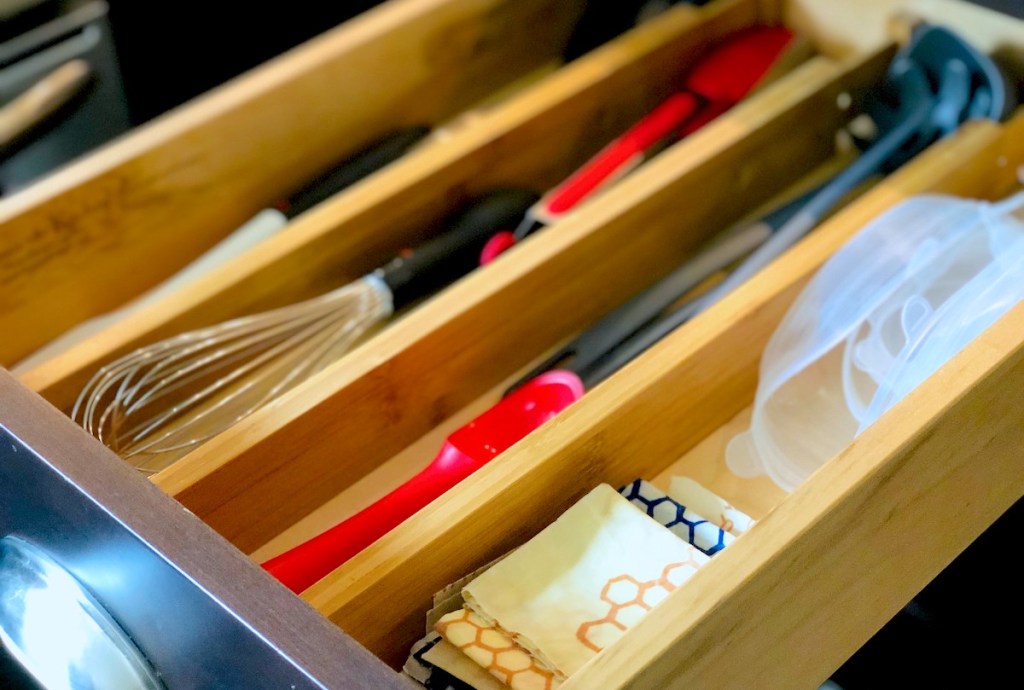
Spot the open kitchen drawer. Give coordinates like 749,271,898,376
1,0,1023,688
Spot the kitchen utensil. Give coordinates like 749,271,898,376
584,23,1019,377
0,58,90,150
224,126,432,250
13,126,430,374
73,189,537,471
275,126,431,218
266,24,1009,595
481,25,797,262
726,191,1024,491
261,190,810,593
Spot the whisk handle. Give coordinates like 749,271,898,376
377,188,538,308
281,126,431,218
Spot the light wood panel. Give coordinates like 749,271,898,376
21,0,761,409
156,47,895,555
784,0,1024,57
0,0,587,366
250,153,858,562
651,405,786,519
303,116,1024,667
568,300,1024,690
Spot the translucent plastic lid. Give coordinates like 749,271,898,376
726,192,1024,492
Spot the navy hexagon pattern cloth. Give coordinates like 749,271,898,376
618,478,735,556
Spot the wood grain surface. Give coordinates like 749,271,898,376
0,0,586,367
157,46,893,555
303,116,1024,667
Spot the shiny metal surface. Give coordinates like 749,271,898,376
0,536,163,690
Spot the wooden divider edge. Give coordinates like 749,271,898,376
569,283,1024,689
156,48,894,554
22,0,758,409
0,0,586,365
303,117,1024,666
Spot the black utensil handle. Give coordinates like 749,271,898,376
503,182,822,395
577,99,936,389
578,290,705,389
377,188,538,309
284,126,431,218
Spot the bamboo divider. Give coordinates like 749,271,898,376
304,116,1024,667
21,0,759,408
0,0,587,366
155,46,896,554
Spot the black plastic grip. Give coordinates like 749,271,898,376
283,126,431,218
377,188,538,309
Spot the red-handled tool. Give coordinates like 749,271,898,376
260,189,817,593
261,25,802,593
263,371,583,592
480,25,796,264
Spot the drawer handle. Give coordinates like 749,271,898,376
0,536,163,690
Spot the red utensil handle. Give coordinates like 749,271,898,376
544,91,701,216
262,444,483,593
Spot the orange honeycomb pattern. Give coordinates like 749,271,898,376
436,607,560,690
576,557,705,653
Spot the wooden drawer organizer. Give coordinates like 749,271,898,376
2,0,1023,687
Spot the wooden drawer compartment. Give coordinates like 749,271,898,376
1,0,1023,688
0,0,592,370
16,0,789,408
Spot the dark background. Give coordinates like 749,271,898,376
100,0,1024,123
104,0,384,123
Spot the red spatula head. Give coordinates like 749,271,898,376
684,26,795,105
262,371,584,593
446,370,585,460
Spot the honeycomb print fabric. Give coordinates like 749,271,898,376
454,484,709,680
436,608,560,690
619,478,735,555
669,476,756,535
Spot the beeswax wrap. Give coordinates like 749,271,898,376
619,478,734,555
436,607,559,690
669,476,755,535
459,484,708,677
405,633,477,690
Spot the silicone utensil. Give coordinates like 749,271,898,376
726,192,1024,491
262,370,583,592
578,23,1018,380
75,189,537,470
261,190,810,593
13,127,430,375
480,25,796,263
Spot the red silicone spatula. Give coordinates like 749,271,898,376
261,188,816,593
480,24,796,263
262,371,583,592
262,26,802,593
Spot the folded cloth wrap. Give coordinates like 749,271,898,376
440,484,709,683
619,478,734,555
668,476,755,535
